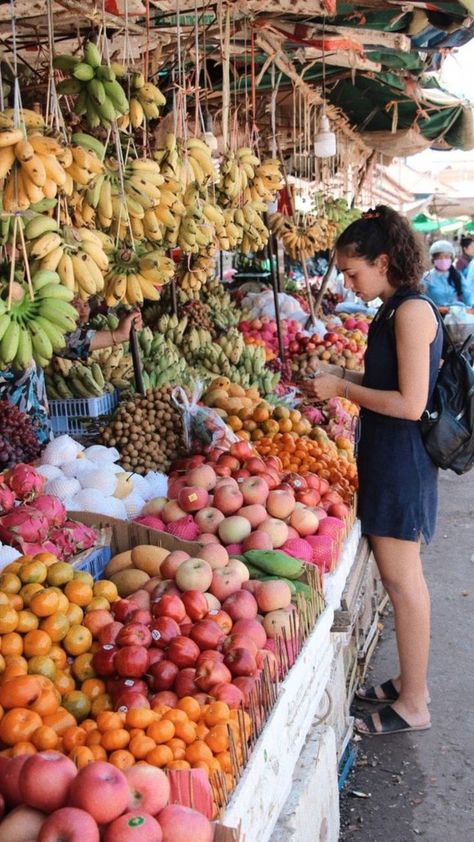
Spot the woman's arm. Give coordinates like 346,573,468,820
88,310,143,352
306,299,437,421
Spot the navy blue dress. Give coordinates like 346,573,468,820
357,289,443,543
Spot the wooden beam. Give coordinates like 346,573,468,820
321,24,411,53
296,47,381,72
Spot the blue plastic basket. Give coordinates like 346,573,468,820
72,544,112,580
48,391,119,437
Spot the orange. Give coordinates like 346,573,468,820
129,734,156,759
11,741,37,756
146,718,175,744
1,662,27,684
0,674,42,709
176,696,201,722
216,750,232,773
81,678,106,700
63,625,92,657
195,722,210,740
43,707,77,735
46,561,74,587
146,745,173,767
54,670,75,695
184,740,213,764
85,597,110,613
125,708,156,730
205,724,229,754
27,656,56,681
2,561,22,575
0,653,5,675
0,572,22,593
0,605,19,634
85,729,103,747
101,728,130,752
109,749,135,770
62,690,91,722
72,571,94,587
33,552,60,567
162,708,187,725
65,581,93,607
90,694,113,716
19,561,48,585
48,645,68,671
30,589,60,618
15,610,39,634
30,687,60,717
65,604,83,625
93,580,118,602
1,632,23,656
48,588,69,613
71,652,95,682
96,711,125,732
167,759,191,770
20,583,44,607
62,725,87,752
31,725,59,750
81,718,98,733
204,701,231,728
165,738,186,760
173,720,197,745
69,746,94,768
89,744,107,761
40,612,70,643
0,707,42,745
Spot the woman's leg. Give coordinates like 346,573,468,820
356,535,431,732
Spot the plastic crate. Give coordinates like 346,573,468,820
48,391,119,437
71,544,112,580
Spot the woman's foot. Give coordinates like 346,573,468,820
355,703,431,736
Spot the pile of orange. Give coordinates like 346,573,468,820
231,403,312,442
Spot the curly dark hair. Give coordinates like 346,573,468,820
335,205,425,289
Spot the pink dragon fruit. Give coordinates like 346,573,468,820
49,521,97,559
165,515,200,541
0,484,15,513
0,506,50,551
281,537,314,562
20,541,61,558
32,495,67,528
133,515,166,531
5,464,45,502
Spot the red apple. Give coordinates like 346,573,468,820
178,486,209,513
211,682,245,709
260,471,279,490
160,551,190,580
167,477,188,499
128,590,151,611
218,454,240,471
266,489,296,519
151,581,181,600
129,609,152,625
187,464,217,491
226,559,250,583
194,507,225,534
83,609,114,639
296,488,321,507
232,468,250,481
283,472,308,492
222,633,258,658
38,807,99,842
232,676,258,704
108,678,148,701
214,464,231,477
244,457,267,475
68,761,129,824
182,590,209,621
205,609,233,634
114,645,149,678
117,623,152,648
213,485,244,515
147,660,179,691
236,504,268,528
230,440,253,461
150,691,178,709
290,508,319,536
203,592,221,612
197,533,220,544
104,811,162,842
173,668,198,698
161,501,187,524
217,516,251,545
197,650,224,665
210,567,243,601
257,517,289,548
256,580,292,612
150,616,181,649
232,618,267,649
239,476,269,505
242,530,273,552
92,644,118,676
256,648,278,680
175,559,213,593
98,621,124,646
147,648,164,668
167,636,200,668
0,804,47,841
152,595,186,623
222,589,258,621
190,619,225,651
20,751,77,813
224,648,257,677
195,659,232,691
158,804,214,842
112,599,136,623
115,691,150,712
196,543,229,569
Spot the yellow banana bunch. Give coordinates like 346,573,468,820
269,212,337,259
104,246,175,307
119,72,166,129
177,250,216,300
242,158,284,204
154,133,217,191
0,130,71,212
0,108,45,131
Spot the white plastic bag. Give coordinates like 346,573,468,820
172,383,238,452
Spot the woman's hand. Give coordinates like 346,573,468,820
116,310,143,341
299,374,344,401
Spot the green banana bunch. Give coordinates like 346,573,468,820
54,42,129,129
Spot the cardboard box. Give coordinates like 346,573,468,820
68,512,202,556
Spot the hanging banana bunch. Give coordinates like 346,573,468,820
0,109,45,132
64,133,105,190
242,158,284,204
118,71,167,129
154,134,217,190
269,212,337,259
54,41,129,129
177,250,216,300
104,245,175,307
0,130,71,212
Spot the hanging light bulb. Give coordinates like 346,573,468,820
314,113,336,158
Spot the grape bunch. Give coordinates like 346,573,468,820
0,401,42,468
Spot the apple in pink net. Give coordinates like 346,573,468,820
187,464,217,490
158,804,214,842
290,508,319,537
104,811,162,842
266,489,296,519
160,551,190,580
209,567,242,601
196,543,229,569
257,517,289,548
239,476,269,506
124,765,169,815
236,503,268,528
68,761,129,824
178,486,209,513
222,589,258,621
213,485,244,515
194,507,225,534
242,530,273,552
218,516,251,545
38,807,99,842
175,558,213,592
19,751,77,813
161,500,187,524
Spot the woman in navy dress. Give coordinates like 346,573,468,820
304,206,443,736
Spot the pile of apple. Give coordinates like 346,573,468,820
93,560,290,712
239,317,301,359
0,751,213,842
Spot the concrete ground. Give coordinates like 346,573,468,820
339,469,474,842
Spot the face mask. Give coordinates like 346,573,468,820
434,258,452,271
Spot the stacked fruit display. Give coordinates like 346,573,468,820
290,321,369,377
239,317,302,361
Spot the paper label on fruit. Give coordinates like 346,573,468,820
129,817,145,827
152,629,161,640
103,644,114,650
208,609,218,615
118,705,128,713
188,493,198,502
124,679,134,686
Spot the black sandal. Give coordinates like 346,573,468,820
354,705,431,737
355,679,399,704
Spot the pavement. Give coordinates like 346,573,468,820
339,469,474,842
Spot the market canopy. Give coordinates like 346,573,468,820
411,213,469,233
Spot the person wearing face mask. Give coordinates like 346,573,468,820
421,240,471,306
